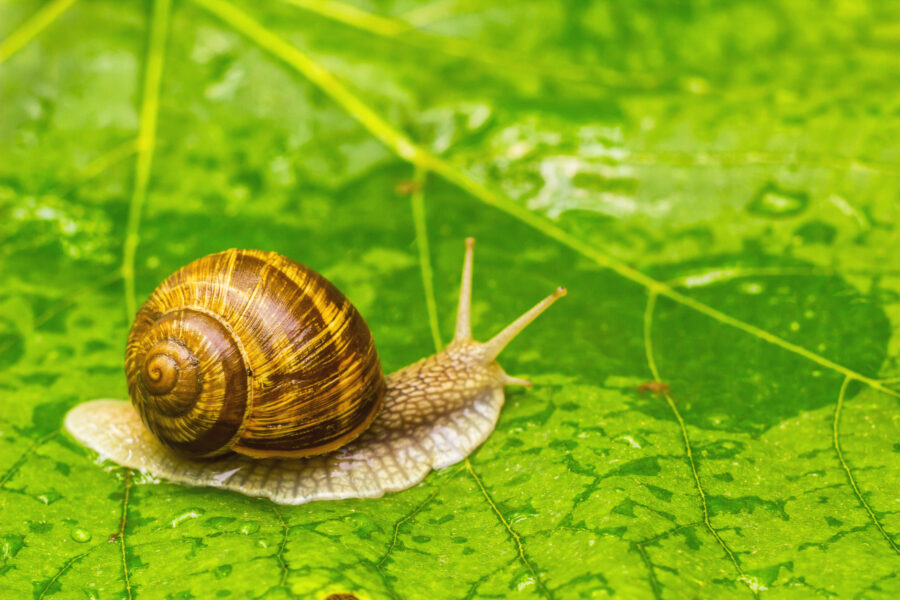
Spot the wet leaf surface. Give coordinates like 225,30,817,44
1,0,899,598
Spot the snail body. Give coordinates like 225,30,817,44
65,239,565,505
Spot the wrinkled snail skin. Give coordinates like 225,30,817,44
64,239,566,505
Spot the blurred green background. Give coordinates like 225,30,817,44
1,0,899,598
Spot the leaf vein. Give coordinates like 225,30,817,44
271,505,291,587
644,292,758,599
118,470,133,600
404,159,551,597
0,430,58,489
122,0,171,319
190,0,899,404
36,548,93,600
465,459,552,599
0,0,78,65
832,376,900,556
409,167,444,352
279,0,644,89
376,489,439,569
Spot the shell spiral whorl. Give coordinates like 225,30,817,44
127,307,251,458
124,249,386,460
142,349,180,397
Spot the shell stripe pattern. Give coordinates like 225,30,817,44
126,306,252,456
126,249,385,458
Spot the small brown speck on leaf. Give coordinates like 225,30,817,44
108,533,120,543
324,594,360,600
394,180,421,195
637,381,671,396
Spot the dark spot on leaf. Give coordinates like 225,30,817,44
794,220,837,245
84,339,111,354
23,372,63,387
679,526,703,551
572,171,638,195
204,517,236,529
28,521,53,534
549,439,577,451
651,254,888,434
0,318,24,369
213,564,232,579
606,457,661,478
568,571,612,595
694,439,746,460
825,516,843,527
502,401,555,427
872,286,900,305
505,473,532,487
22,399,73,437
707,495,789,521
33,491,62,505
644,484,673,502
747,561,795,587
612,498,637,518
430,514,454,525
747,182,809,218
1,534,25,561
30,297,72,333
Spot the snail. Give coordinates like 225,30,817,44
65,239,565,505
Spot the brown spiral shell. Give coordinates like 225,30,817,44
124,249,386,459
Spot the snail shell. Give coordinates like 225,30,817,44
65,239,565,504
125,249,385,459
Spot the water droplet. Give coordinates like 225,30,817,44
239,521,259,535
747,183,809,218
171,508,205,528
82,588,100,600
515,573,536,591
71,528,92,543
621,435,641,449
36,491,62,505
740,282,763,295
213,564,232,579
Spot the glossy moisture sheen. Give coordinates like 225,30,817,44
66,240,566,504
125,249,385,458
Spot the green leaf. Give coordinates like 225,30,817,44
2,0,899,598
